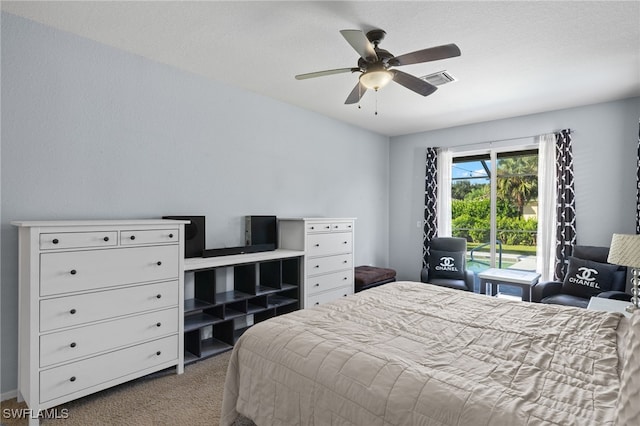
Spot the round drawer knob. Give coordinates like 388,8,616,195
314,283,320,287
169,233,174,238
314,265,319,268
52,239,59,244
156,322,161,327
156,261,162,266
70,269,77,275
156,351,162,356
343,260,348,263
130,235,136,240
314,302,320,306
315,244,320,247
104,236,109,242
156,294,162,299
70,376,76,382
70,309,77,315
70,342,76,348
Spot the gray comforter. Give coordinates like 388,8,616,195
221,281,628,425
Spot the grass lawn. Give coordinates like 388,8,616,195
467,243,536,256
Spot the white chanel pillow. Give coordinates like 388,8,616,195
616,310,640,425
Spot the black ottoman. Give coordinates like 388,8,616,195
354,266,397,292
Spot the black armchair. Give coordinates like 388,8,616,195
421,237,474,292
531,245,630,308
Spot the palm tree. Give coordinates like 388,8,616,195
496,156,538,217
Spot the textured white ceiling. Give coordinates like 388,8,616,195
3,1,639,136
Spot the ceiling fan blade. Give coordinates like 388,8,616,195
340,29,378,62
392,70,438,96
391,43,461,66
295,68,357,80
345,81,367,104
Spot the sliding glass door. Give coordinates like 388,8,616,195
495,150,538,271
451,154,492,271
451,148,538,275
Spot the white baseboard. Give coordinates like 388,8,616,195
1,389,18,402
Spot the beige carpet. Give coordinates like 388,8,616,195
1,351,247,426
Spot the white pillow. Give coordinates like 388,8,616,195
616,310,640,425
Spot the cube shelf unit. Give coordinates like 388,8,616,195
183,249,304,364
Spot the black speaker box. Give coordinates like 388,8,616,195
163,215,205,258
245,215,277,247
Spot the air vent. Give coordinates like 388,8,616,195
420,70,456,86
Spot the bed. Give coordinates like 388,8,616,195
220,281,637,426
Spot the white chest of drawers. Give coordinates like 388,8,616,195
11,219,187,425
279,218,355,308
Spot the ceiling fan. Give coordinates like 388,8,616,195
295,29,461,104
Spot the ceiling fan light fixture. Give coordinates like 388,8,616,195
359,70,393,90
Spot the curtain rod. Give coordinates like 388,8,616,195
444,128,572,151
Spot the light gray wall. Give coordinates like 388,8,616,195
0,13,390,395
389,97,640,281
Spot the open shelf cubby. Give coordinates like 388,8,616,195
183,250,303,365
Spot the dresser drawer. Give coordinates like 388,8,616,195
306,254,352,277
307,285,353,307
40,245,179,296
40,335,178,403
120,229,179,246
307,269,354,296
307,232,353,257
40,307,178,367
306,222,333,233
330,222,353,232
40,280,178,332
40,232,118,250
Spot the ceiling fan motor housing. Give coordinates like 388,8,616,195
366,29,387,46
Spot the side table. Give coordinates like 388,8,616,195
478,268,541,302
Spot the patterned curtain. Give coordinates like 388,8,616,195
423,148,439,268
554,129,577,280
636,119,640,234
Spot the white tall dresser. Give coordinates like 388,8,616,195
11,219,188,425
278,218,355,308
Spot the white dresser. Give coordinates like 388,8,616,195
11,219,187,425
279,218,355,308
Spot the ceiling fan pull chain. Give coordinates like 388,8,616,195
375,90,378,116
